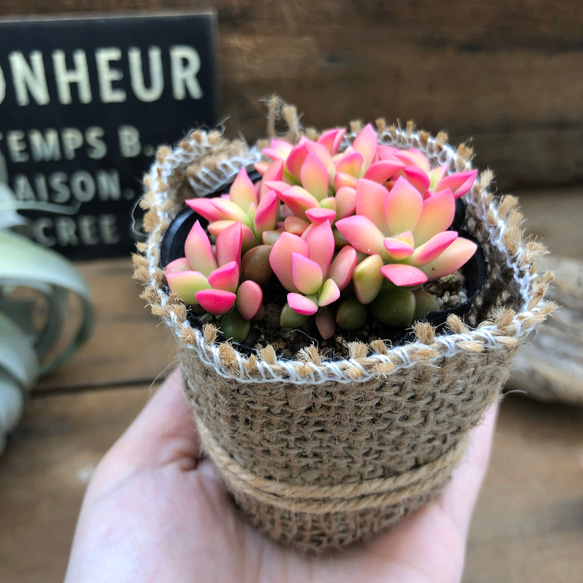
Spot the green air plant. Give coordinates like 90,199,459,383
166,125,478,343
0,183,95,454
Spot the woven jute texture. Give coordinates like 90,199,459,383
134,110,554,552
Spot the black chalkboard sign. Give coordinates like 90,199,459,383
0,12,218,260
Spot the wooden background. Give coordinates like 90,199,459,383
2,0,583,189
1,2,582,582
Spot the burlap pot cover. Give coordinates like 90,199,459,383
134,118,553,552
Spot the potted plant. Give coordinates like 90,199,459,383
0,183,94,455
133,102,553,552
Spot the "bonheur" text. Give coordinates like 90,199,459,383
0,45,203,106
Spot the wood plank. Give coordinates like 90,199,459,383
34,259,176,391
1,386,582,582
1,1,582,188
465,395,583,583
518,187,583,258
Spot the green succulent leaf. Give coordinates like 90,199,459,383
412,291,440,322
336,297,368,331
280,303,309,328
370,288,416,327
219,309,251,343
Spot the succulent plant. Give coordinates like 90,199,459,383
168,123,479,343
166,220,263,341
0,183,95,455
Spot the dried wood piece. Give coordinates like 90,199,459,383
508,255,583,404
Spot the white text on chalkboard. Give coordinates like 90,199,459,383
0,46,203,106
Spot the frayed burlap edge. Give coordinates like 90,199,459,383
133,103,554,552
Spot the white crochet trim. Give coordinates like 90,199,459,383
145,129,548,385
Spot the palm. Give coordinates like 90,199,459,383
66,369,497,583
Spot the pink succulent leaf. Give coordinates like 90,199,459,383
335,150,364,178
229,168,258,210
421,237,477,281
207,220,236,239
291,252,324,295
260,159,284,197
315,310,336,340
216,221,242,268
300,152,329,201
210,221,256,253
185,221,217,276
334,171,358,190
278,186,320,217
271,138,294,151
240,224,258,253
300,223,314,240
409,231,458,266
318,278,340,307
352,124,377,170
305,220,336,277
284,215,310,235
377,145,400,160
262,150,284,162
254,161,270,176
210,198,250,223
335,186,356,220
185,198,225,222
413,188,456,245
317,128,346,155
286,142,309,179
380,264,428,287
393,149,431,174
195,289,237,315
269,232,310,292
165,257,191,274
329,245,357,290
305,207,337,224
208,261,240,292
263,139,293,161
429,165,449,190
364,159,405,184
353,254,384,304
254,190,278,234
236,279,263,320
435,169,478,199
383,237,415,261
400,165,431,195
355,178,390,234
264,180,293,195
166,271,210,304
305,141,333,168
384,176,424,236
287,293,318,316
335,215,385,256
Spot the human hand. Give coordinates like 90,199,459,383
65,368,498,583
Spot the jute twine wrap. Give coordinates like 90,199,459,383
134,109,554,552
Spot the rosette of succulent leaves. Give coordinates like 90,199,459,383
166,125,478,343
